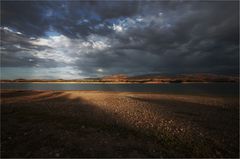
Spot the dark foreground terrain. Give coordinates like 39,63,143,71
1,90,239,158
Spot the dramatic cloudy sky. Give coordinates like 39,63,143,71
1,1,239,79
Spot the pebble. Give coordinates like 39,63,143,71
55,152,60,157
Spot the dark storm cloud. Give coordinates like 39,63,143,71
0,28,60,67
0,1,239,78
94,1,139,19
1,1,48,36
1,0,139,37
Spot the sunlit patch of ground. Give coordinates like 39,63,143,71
1,90,239,158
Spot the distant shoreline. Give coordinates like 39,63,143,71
0,81,238,84
1,73,238,84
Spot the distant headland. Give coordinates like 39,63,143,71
1,73,238,83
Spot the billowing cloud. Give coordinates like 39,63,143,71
0,1,239,79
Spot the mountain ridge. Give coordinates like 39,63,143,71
1,73,239,83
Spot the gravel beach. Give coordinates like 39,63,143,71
1,90,239,158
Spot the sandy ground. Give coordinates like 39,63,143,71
1,90,239,158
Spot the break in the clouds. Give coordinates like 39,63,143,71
0,1,239,79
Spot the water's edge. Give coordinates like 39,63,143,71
1,83,238,97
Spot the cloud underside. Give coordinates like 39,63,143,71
1,1,239,79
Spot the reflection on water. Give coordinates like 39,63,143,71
0,83,238,96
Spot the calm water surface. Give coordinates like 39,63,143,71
1,83,238,96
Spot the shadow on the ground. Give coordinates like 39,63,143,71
1,91,163,158
128,96,239,127
1,91,239,158
127,96,239,156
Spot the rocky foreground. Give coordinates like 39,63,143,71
1,90,239,158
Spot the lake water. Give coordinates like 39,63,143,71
1,83,238,96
